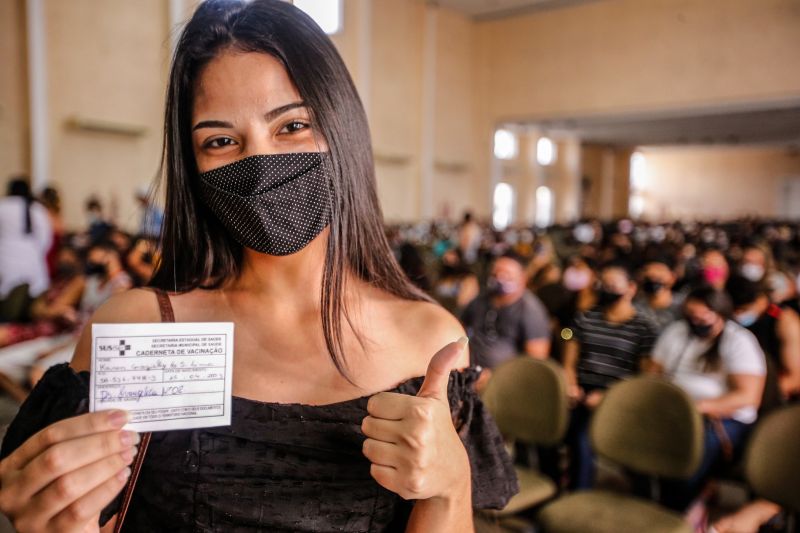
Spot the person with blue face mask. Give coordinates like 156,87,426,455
727,275,800,403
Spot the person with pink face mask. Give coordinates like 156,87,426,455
562,256,599,314
700,249,730,290
460,252,552,391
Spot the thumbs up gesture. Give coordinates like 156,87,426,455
361,337,471,501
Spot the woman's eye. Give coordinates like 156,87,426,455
204,137,237,149
281,121,309,134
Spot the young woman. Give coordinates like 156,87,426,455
648,286,766,510
0,1,516,531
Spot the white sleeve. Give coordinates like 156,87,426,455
722,326,767,376
652,321,683,367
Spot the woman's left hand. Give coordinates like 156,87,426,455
361,339,470,502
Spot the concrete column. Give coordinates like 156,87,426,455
600,148,616,219
419,3,437,220
26,0,48,191
553,136,581,224
518,130,539,226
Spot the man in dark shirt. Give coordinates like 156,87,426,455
563,263,658,489
460,252,551,390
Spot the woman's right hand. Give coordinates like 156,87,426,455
0,410,138,532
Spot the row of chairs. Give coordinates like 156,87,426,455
480,357,800,532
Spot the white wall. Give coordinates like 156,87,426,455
636,145,800,220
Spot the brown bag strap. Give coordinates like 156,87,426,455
113,288,174,532
710,417,734,462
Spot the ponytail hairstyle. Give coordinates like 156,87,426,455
7,177,33,234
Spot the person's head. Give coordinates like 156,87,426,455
640,259,676,298
726,275,769,328
7,177,31,198
7,176,34,234
85,242,123,278
54,247,83,280
700,249,730,290
488,252,527,298
108,229,133,256
463,211,473,224
767,270,796,304
40,186,61,214
562,256,596,292
150,0,427,378
683,286,732,341
439,248,468,278
739,243,772,282
85,197,103,216
596,263,637,309
531,262,562,289
441,247,462,268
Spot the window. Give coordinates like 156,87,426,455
536,137,556,166
493,182,515,230
630,151,647,191
294,0,342,35
535,186,554,228
494,129,518,160
629,151,647,218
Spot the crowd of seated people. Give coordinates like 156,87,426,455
0,182,159,402
3,180,799,531
388,215,800,532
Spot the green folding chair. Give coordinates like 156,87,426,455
482,357,569,515
538,376,703,533
745,404,800,531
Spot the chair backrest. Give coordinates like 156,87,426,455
0,283,31,322
482,357,569,446
745,404,800,512
590,376,703,479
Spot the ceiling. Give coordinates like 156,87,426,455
521,105,800,148
433,0,599,19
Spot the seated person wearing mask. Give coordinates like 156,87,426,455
648,287,766,511
563,263,658,489
635,257,684,333
460,252,551,391
727,275,800,403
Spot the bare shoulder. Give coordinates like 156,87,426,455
70,288,164,371
388,298,469,375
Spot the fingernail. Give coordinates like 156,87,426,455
121,446,136,464
456,336,469,347
108,410,129,428
120,431,140,447
117,467,132,482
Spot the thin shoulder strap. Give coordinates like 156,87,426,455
114,288,174,532
153,287,176,323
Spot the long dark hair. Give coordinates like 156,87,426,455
684,286,733,371
7,177,33,234
149,0,431,380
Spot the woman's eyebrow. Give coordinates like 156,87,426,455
264,101,307,122
192,101,307,131
192,119,233,131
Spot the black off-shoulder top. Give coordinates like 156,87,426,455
1,362,517,532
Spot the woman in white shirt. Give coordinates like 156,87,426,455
649,286,766,511
0,179,52,306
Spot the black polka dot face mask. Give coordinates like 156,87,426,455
198,151,331,256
